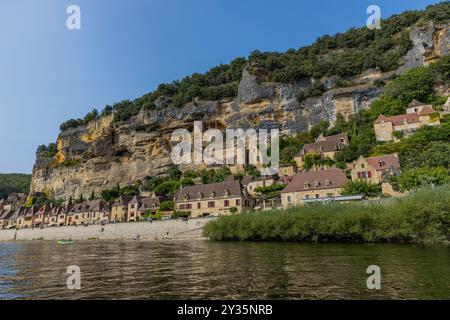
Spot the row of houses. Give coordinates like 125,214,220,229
0,151,405,230
7,99,435,229
0,193,170,230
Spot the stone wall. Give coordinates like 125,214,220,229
0,218,214,242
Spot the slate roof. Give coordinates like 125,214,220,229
175,180,244,202
297,133,348,156
281,169,348,193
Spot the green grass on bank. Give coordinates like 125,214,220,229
203,186,450,244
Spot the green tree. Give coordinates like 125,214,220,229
342,180,382,198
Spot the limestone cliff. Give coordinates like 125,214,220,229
31,22,450,199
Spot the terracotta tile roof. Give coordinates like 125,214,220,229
365,155,400,171
175,180,243,202
418,106,438,115
281,168,348,193
374,113,421,125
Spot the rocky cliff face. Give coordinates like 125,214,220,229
31,22,450,199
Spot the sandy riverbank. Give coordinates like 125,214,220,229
0,218,215,242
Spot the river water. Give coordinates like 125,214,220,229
0,240,448,300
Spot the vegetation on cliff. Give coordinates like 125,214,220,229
203,185,450,244
56,2,449,131
0,174,32,199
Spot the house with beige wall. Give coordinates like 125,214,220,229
243,176,278,196
66,200,109,226
127,193,170,222
350,154,401,184
110,196,133,222
18,206,39,228
175,180,254,218
0,209,13,229
281,168,349,208
294,133,348,168
278,165,296,177
374,101,441,142
350,154,402,196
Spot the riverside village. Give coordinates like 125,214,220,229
0,99,448,235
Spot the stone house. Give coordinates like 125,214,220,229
278,165,296,177
45,205,71,227
18,206,39,228
350,154,402,196
175,180,254,218
67,200,109,226
242,176,278,196
8,207,26,229
0,209,14,229
127,193,170,222
350,154,401,184
374,100,441,142
294,133,348,168
110,196,133,222
33,204,52,228
281,168,349,208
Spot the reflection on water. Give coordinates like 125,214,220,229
0,241,449,300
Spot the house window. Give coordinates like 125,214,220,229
197,203,201,209
236,199,241,206
179,204,186,210
304,183,310,189
208,201,215,208
186,204,192,210
367,171,372,178
305,195,310,200
360,164,365,169
316,194,320,198
224,200,230,207
130,204,135,209
287,196,292,203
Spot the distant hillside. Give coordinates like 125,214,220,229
0,174,31,199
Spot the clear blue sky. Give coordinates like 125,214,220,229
0,0,440,173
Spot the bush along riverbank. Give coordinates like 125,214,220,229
203,186,450,244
